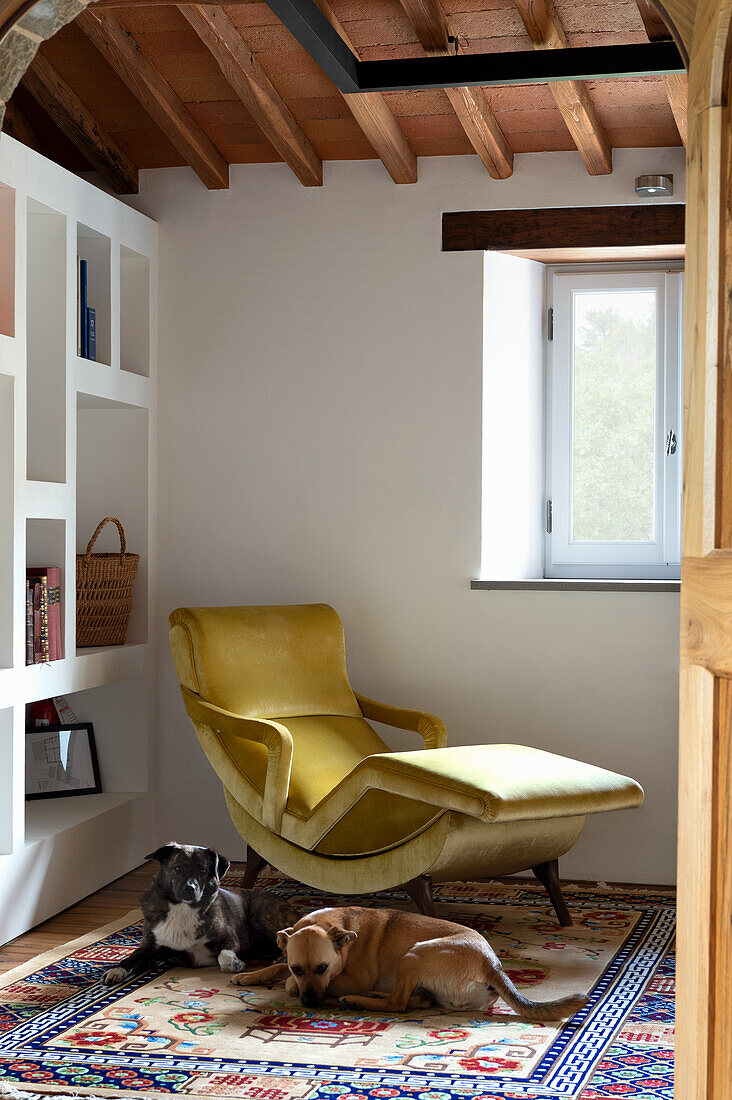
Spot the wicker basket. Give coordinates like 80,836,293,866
76,517,139,647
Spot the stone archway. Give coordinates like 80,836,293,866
0,0,91,125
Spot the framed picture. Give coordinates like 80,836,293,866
25,724,101,800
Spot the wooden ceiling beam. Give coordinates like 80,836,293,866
314,0,416,184
21,52,139,193
513,0,612,175
2,97,42,153
398,0,512,179
636,0,672,40
662,72,687,144
76,7,229,189
179,4,322,186
91,0,254,5
636,0,687,145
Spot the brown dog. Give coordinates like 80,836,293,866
232,905,589,1022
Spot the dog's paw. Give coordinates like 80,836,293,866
102,967,128,986
218,949,244,974
229,972,248,986
338,995,359,1008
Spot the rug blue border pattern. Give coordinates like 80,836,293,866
0,885,675,1099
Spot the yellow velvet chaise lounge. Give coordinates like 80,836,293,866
169,603,644,925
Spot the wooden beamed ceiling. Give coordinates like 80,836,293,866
3,0,685,193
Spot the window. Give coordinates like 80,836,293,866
545,267,682,580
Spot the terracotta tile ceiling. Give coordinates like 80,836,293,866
5,0,683,188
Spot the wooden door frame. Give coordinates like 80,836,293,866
669,0,732,1096
0,0,729,1094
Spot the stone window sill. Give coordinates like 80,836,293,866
471,579,681,593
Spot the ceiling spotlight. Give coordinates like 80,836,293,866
635,174,673,197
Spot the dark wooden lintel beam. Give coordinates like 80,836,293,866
442,205,686,252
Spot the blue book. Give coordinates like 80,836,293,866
79,258,88,358
87,307,96,361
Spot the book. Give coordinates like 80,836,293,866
87,307,96,361
79,258,88,358
38,578,49,663
32,583,40,662
32,581,46,662
25,580,33,666
76,256,81,355
46,567,62,661
53,696,78,724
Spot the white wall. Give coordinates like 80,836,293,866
132,148,684,885
482,252,545,579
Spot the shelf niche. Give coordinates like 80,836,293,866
120,245,150,377
0,373,14,670
25,677,149,847
77,223,111,367
76,394,148,651
27,199,66,483
0,184,15,338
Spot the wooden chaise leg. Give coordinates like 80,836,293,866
531,859,572,927
403,874,435,917
241,846,268,889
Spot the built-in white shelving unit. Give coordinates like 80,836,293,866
0,134,157,944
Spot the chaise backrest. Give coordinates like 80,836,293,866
169,604,362,720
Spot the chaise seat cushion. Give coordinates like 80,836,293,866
339,744,644,825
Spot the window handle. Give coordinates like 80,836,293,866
665,429,677,456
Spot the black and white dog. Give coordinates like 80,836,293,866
102,842,300,986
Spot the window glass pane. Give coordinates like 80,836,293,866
572,288,656,542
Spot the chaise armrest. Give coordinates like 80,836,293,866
355,693,447,749
180,686,293,832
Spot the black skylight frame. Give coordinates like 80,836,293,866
266,0,686,94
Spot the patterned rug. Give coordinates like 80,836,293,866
0,876,675,1100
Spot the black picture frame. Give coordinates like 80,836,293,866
25,723,102,801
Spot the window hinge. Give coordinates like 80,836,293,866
545,499,553,534
547,307,554,341
665,429,677,456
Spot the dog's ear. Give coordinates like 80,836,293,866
145,843,180,864
328,927,357,949
276,927,294,952
211,851,230,880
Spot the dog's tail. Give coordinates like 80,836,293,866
488,965,589,1022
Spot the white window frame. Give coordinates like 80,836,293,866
545,264,683,581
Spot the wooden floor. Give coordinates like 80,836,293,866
0,865,672,977
0,861,158,977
